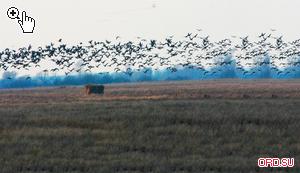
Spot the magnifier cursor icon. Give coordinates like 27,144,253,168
7,7,35,34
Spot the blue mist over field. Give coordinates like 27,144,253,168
1,59,299,89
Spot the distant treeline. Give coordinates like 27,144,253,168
1,65,299,89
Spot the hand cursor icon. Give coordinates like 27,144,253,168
18,11,35,33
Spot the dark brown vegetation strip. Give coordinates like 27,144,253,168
0,80,299,172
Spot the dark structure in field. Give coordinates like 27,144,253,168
85,85,104,95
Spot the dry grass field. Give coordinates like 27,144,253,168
0,79,300,173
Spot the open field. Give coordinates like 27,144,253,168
0,79,300,173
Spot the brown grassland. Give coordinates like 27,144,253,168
0,79,299,173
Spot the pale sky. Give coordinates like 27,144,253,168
1,0,300,76
1,0,300,49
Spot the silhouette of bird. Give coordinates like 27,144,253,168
0,30,299,80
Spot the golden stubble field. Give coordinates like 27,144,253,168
0,79,299,173
1,79,300,105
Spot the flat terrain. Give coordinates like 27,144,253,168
0,79,300,173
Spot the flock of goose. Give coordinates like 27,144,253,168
1,31,300,79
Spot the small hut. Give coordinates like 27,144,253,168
85,84,105,95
